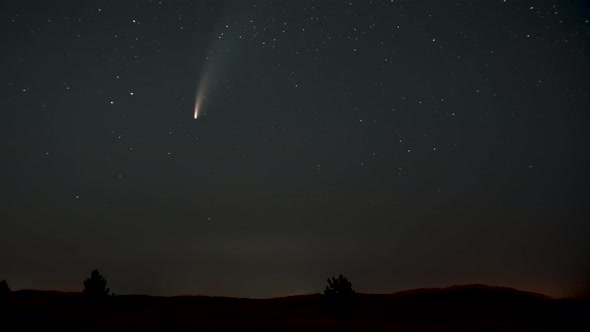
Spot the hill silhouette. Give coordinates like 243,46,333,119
4,284,589,331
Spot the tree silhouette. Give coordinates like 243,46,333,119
83,270,110,298
324,274,355,299
0,280,11,327
324,274,357,315
0,280,9,299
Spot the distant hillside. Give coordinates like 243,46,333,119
4,285,589,331
388,284,553,302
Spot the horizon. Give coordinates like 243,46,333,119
4,282,558,300
2,0,589,299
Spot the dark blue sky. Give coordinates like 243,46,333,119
1,0,589,298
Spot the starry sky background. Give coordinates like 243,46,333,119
1,0,589,298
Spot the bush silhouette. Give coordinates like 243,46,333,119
324,274,357,313
83,270,110,298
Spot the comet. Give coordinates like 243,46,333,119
193,68,211,120
192,6,246,120
193,90,206,120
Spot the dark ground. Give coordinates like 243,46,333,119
2,285,589,331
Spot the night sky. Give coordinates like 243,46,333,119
1,0,589,298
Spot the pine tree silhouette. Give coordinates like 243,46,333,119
83,270,110,298
0,280,9,299
0,280,11,327
324,274,355,299
324,274,357,316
